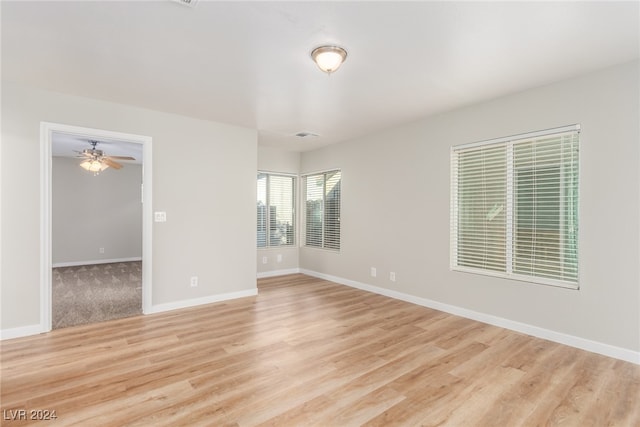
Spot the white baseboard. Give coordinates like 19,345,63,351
2,288,258,340
52,257,142,268
257,268,301,279
300,269,640,365
146,288,258,315
1,323,46,340
5,269,638,365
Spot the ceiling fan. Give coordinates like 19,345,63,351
76,140,135,174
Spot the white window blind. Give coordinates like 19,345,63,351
257,172,295,248
450,125,579,288
303,170,341,250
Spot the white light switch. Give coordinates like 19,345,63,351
154,211,167,222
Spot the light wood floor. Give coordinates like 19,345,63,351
1,274,639,426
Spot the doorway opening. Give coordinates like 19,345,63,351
41,122,153,331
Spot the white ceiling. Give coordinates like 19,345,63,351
3,1,639,153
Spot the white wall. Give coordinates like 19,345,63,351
1,82,257,332
257,146,300,276
52,157,143,266
300,61,640,357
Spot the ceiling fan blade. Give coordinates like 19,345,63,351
107,156,136,161
103,158,123,169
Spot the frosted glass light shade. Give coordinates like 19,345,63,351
80,159,109,173
311,46,347,74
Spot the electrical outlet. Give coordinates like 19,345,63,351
390,272,396,282
190,276,198,287
99,247,105,254
154,211,167,222
277,254,282,263
262,256,268,264
370,267,377,277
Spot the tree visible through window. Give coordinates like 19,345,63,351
451,126,579,288
257,173,295,248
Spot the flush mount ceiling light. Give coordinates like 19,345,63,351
311,45,348,75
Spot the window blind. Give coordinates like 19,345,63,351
257,174,267,248
452,143,508,273
303,170,341,250
451,126,579,288
257,172,295,248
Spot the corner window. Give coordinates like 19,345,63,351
257,172,295,248
303,170,341,251
450,125,579,288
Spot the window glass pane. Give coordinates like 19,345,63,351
324,170,341,250
563,137,579,281
457,145,507,272
257,173,267,248
257,173,295,249
513,135,579,282
305,174,324,247
268,175,295,247
303,170,341,250
514,164,561,277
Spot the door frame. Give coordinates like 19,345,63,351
40,122,153,331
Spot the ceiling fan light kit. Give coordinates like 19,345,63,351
80,159,109,174
311,45,347,74
76,140,135,175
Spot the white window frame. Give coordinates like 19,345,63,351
301,169,342,252
450,125,580,289
257,171,296,249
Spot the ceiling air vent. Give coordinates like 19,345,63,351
171,0,199,8
295,132,319,138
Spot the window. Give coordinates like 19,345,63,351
257,172,295,248
450,125,579,288
303,170,341,250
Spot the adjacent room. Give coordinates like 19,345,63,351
1,1,639,425
51,133,144,329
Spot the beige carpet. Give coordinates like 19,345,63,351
52,261,142,329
